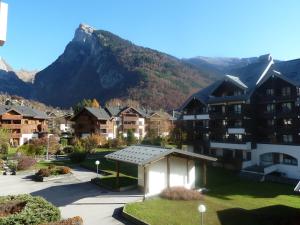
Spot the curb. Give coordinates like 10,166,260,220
122,206,150,225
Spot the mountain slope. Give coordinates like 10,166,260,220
33,24,217,109
0,58,32,98
184,56,272,77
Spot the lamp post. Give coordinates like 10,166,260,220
46,134,53,161
198,204,206,225
95,160,100,177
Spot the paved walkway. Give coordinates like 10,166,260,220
0,168,143,225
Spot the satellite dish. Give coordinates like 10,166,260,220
0,1,8,46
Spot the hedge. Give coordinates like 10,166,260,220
0,194,60,225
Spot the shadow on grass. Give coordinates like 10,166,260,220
93,176,138,191
204,166,297,200
217,205,300,225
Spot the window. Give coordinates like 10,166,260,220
281,87,291,96
267,119,274,126
282,102,292,112
234,120,242,127
222,120,227,126
233,104,242,114
234,90,242,96
246,152,251,161
297,87,300,96
283,118,292,125
266,88,274,96
267,104,275,113
283,154,298,166
139,121,143,126
283,134,293,143
203,120,209,127
235,134,243,141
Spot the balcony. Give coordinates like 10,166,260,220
210,139,252,150
228,128,245,134
183,114,209,120
1,114,22,120
1,124,21,129
123,124,138,130
10,133,21,138
123,116,139,122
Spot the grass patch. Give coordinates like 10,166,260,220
125,166,300,225
80,151,137,178
35,160,74,170
93,148,120,153
92,176,137,190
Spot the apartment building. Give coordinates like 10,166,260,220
105,106,147,139
0,105,48,146
180,54,300,179
71,107,115,139
146,111,174,137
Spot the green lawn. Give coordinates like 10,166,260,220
80,151,137,177
125,167,300,225
35,160,74,169
81,150,138,189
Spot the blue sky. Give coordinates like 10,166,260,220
1,0,300,70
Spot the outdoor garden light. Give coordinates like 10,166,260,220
95,160,100,177
198,204,206,225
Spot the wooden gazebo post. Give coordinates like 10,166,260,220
116,161,120,188
201,161,207,186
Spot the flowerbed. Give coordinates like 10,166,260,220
34,166,71,181
0,195,60,225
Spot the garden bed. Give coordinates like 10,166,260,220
33,166,72,182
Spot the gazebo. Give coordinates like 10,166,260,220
105,145,217,197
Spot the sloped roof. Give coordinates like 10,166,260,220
105,145,217,166
0,105,48,119
225,75,248,89
105,106,148,118
180,54,294,108
85,107,111,120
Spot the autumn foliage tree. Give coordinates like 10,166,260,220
73,98,101,114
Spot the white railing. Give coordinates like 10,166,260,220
183,114,209,120
294,181,300,192
228,128,245,134
210,141,252,150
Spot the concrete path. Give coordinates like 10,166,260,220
0,169,143,225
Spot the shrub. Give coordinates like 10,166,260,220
36,168,51,177
107,137,125,148
0,159,4,170
17,156,37,170
40,216,83,225
18,144,45,157
0,194,60,225
160,187,203,201
62,146,74,154
0,143,9,154
69,152,87,163
58,166,71,175
60,139,68,147
7,161,17,171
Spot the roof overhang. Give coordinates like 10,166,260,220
105,145,217,167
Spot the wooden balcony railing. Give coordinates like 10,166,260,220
1,114,23,120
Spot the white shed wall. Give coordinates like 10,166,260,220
144,156,196,197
